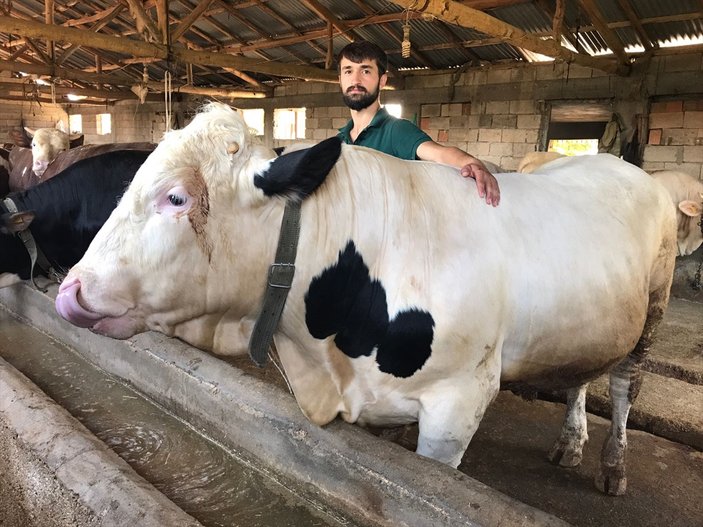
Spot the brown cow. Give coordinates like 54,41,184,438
7,142,155,193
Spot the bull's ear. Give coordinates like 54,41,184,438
24,127,36,138
1,211,35,234
679,200,703,217
254,137,341,200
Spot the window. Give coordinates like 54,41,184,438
242,108,265,136
68,114,82,134
547,101,610,156
384,104,402,118
274,108,306,140
96,113,111,135
548,139,598,156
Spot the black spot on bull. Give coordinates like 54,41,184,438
305,240,434,378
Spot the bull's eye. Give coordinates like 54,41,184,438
168,194,186,206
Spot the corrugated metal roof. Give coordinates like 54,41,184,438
0,0,701,99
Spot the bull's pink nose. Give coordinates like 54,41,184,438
55,277,104,328
33,161,49,176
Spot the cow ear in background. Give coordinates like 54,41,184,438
679,200,703,217
1,211,35,234
254,137,341,200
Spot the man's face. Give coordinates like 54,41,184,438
339,57,387,111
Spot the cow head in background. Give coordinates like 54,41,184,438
24,126,83,176
650,170,703,256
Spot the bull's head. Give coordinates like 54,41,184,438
676,193,703,256
25,127,70,176
55,103,283,353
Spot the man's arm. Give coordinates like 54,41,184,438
416,140,500,207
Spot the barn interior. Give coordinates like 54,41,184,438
0,2,702,527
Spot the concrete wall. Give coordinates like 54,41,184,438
232,52,703,176
0,99,68,145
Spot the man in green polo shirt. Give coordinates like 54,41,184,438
337,41,500,206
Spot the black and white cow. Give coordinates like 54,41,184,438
0,150,150,287
56,103,677,496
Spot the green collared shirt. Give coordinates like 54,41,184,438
337,108,431,160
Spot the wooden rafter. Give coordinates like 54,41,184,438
24,37,51,65
0,16,339,82
577,0,629,64
348,0,439,69
301,0,353,40
616,0,653,50
254,2,327,57
535,0,583,53
155,0,169,45
123,0,162,43
391,0,628,75
45,0,55,62
56,4,125,66
458,0,531,8
172,0,215,42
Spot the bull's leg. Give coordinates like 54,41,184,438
595,298,666,496
416,373,499,468
548,383,589,467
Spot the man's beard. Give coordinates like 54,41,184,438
342,83,380,111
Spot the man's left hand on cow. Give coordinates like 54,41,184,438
460,161,500,206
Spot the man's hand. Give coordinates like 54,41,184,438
461,163,500,206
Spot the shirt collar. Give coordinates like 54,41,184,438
339,107,391,140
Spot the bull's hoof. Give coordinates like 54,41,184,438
595,466,627,496
547,441,583,467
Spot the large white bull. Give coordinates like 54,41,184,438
56,103,676,495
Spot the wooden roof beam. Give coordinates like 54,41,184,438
56,4,125,66
616,0,654,50
0,59,138,85
155,0,169,44
254,2,327,58
123,0,162,43
391,0,628,75
0,16,338,83
301,0,353,40
172,0,215,42
45,0,55,62
220,12,425,54
577,0,629,64
535,0,583,53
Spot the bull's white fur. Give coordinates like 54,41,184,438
62,103,677,485
517,151,565,173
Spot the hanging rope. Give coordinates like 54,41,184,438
164,71,172,132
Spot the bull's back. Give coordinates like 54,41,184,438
331,151,674,388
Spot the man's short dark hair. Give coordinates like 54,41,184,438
337,41,388,76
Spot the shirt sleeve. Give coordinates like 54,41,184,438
390,119,432,160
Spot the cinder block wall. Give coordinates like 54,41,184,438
643,99,703,178
250,53,702,177
0,100,67,145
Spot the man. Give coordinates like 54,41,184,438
337,41,500,206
